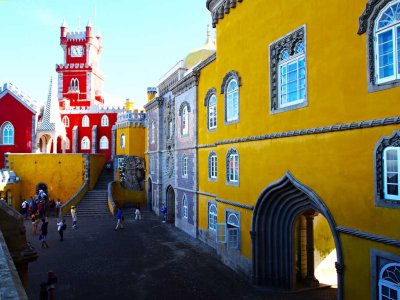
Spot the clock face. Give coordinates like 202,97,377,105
71,46,84,57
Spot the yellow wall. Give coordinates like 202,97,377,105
116,125,145,157
1,182,22,211
89,154,106,190
112,181,146,209
196,0,400,295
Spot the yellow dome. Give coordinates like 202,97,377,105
184,25,216,69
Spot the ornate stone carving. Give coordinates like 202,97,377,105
220,70,241,94
164,98,175,149
119,156,146,191
166,150,174,178
207,0,244,27
178,101,191,116
204,88,216,106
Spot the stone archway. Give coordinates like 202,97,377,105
147,177,153,211
251,172,343,299
38,134,53,153
166,185,175,224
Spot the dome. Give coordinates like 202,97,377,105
184,26,216,69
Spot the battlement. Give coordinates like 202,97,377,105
56,63,92,71
0,82,38,112
66,31,86,41
62,105,125,114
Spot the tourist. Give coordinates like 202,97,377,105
115,208,124,231
38,201,45,219
46,270,57,300
32,213,40,236
55,199,61,218
48,198,55,217
56,219,66,241
135,207,142,220
161,204,167,223
40,217,49,248
21,199,28,219
71,206,78,229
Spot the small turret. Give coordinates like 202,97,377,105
147,87,157,102
125,98,134,111
86,19,93,40
60,20,68,45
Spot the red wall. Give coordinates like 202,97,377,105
0,92,35,167
61,112,117,161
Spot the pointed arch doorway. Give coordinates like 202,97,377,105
251,172,343,298
166,185,175,224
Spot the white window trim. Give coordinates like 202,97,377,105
150,122,155,144
209,153,217,180
182,106,189,136
101,115,109,127
82,115,90,127
378,262,400,299
120,133,126,149
62,116,70,127
182,155,188,178
81,136,90,150
65,137,70,150
208,203,217,231
383,147,400,200
226,79,239,123
208,95,217,130
99,136,109,150
228,153,239,183
2,122,14,145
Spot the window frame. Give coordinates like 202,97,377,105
208,202,217,231
181,105,189,136
220,71,240,125
81,136,90,150
182,154,188,178
99,136,109,150
208,151,218,181
269,25,308,114
2,122,14,145
226,148,239,186
120,133,126,149
182,194,188,219
82,115,90,127
150,121,156,144
226,210,240,249
101,115,109,127
226,79,239,123
62,116,70,127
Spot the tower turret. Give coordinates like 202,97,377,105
60,20,68,44
147,87,157,102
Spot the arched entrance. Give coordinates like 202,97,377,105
251,172,343,298
38,134,53,153
36,183,48,199
166,185,175,223
147,177,153,211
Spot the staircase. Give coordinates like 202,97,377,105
67,168,114,217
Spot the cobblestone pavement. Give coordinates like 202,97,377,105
26,212,337,300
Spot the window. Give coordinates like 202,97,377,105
208,94,217,130
168,120,173,139
65,137,70,150
221,71,240,124
2,122,14,145
150,122,155,144
120,133,126,149
62,116,70,127
69,78,79,92
375,131,400,207
226,212,240,249
374,2,400,84
226,80,239,122
181,106,189,136
81,136,90,150
208,203,217,231
150,157,155,173
379,263,400,300
270,26,307,113
82,115,89,127
182,154,188,177
101,115,109,127
99,136,109,150
208,151,217,180
226,148,239,185
182,195,188,219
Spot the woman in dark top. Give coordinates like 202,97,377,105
40,218,49,248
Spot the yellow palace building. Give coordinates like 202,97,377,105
195,0,400,298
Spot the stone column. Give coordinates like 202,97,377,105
304,213,319,287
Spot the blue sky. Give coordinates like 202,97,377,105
0,0,213,108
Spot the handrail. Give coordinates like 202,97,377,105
60,182,89,217
108,181,117,216
0,230,28,300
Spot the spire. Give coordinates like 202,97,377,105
61,19,68,28
87,19,92,27
203,24,215,50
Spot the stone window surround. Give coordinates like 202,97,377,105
208,150,218,182
225,208,240,249
221,70,241,125
178,101,191,137
226,147,239,186
358,0,400,92
182,154,188,178
269,25,307,114
1,121,14,145
182,194,188,219
204,88,217,132
374,130,400,208
208,200,218,232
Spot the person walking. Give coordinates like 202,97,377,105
55,199,61,218
161,204,167,223
115,208,124,231
32,213,40,236
21,199,28,219
46,270,57,300
71,206,78,229
56,219,66,241
40,217,49,248
134,207,142,220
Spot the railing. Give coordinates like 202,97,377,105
60,182,89,216
0,230,28,300
108,181,117,216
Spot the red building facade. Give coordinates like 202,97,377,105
0,83,38,168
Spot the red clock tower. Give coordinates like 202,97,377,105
56,20,104,109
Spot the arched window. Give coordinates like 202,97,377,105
2,122,14,145
99,136,109,150
181,106,189,136
226,79,239,122
208,151,217,180
62,116,70,127
208,203,217,231
65,137,70,150
69,78,79,92
120,133,126,149
226,148,239,185
182,195,188,219
101,115,109,127
81,136,90,150
208,94,217,130
182,154,188,177
226,211,240,249
379,263,400,299
383,146,400,200
374,1,400,84
82,115,89,127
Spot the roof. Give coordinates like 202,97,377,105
0,82,38,113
